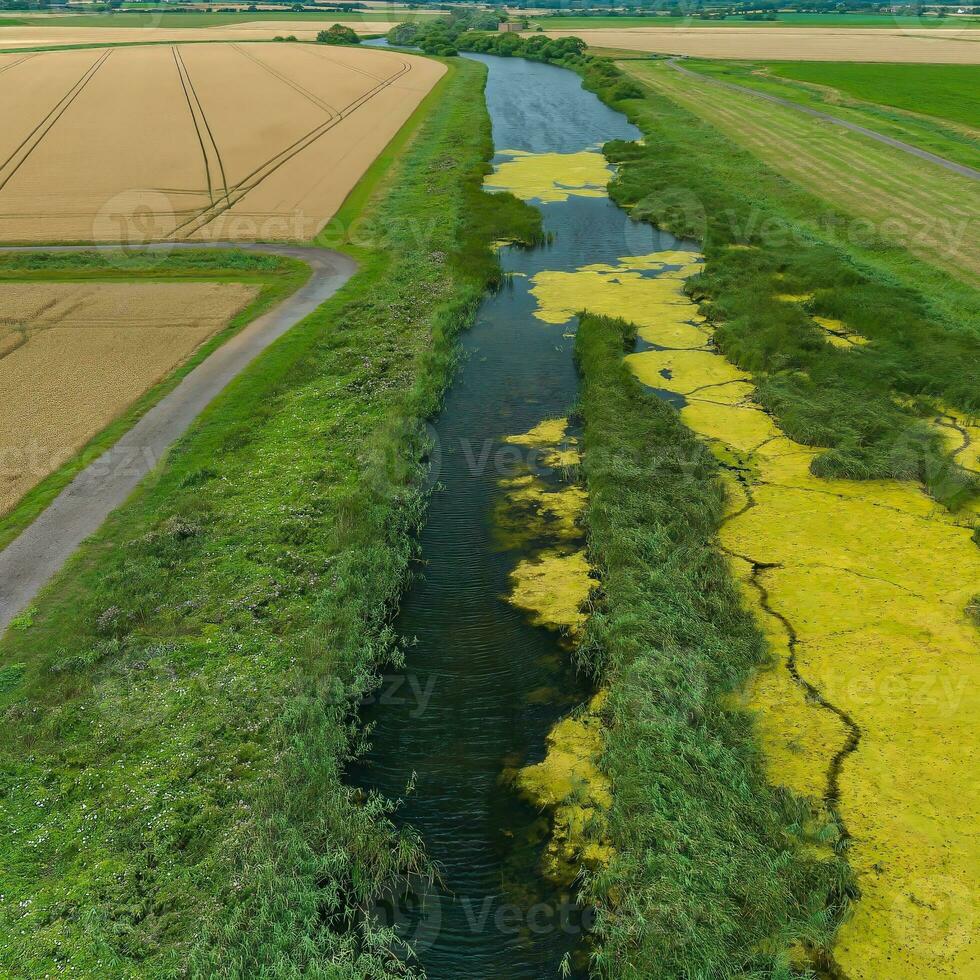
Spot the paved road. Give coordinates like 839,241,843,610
0,242,357,633
665,57,980,182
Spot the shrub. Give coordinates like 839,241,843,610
316,23,360,45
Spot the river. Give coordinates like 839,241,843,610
349,53,693,978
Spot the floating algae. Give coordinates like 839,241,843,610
533,248,980,979
484,149,612,203
530,251,708,350
496,418,611,885
512,691,614,885
509,549,592,635
503,417,582,468
499,418,592,636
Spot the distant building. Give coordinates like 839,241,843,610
499,21,524,32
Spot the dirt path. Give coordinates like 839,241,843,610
665,58,980,181
0,242,356,633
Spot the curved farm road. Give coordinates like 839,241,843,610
0,242,357,633
665,57,980,181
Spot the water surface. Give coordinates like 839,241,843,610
350,54,686,978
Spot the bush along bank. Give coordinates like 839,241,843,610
0,58,540,978
575,312,853,977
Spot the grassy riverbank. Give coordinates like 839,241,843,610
0,56,539,977
576,311,851,976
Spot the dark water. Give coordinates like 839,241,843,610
349,55,685,978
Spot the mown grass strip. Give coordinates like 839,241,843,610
575,311,852,977
680,60,980,171
0,56,540,977
624,61,980,284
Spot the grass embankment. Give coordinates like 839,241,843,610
0,56,539,977
575,312,850,976
0,249,308,550
681,59,980,170
620,60,980,284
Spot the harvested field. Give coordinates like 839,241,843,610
541,27,980,63
0,281,257,514
621,60,980,283
0,42,444,242
0,21,394,49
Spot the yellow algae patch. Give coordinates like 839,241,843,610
514,691,614,884
485,149,611,203
498,418,593,636
529,250,710,350
509,550,592,634
775,293,814,303
813,316,870,349
625,347,748,396
503,417,581,468
619,258,980,980
494,475,586,551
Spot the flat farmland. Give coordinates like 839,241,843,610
0,21,396,49
0,43,444,243
0,280,257,514
621,60,980,283
542,27,980,63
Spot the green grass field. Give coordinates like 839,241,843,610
766,61,980,130
537,13,980,29
0,56,540,977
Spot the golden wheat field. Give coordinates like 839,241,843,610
0,281,257,513
543,27,980,63
0,21,395,50
0,43,445,243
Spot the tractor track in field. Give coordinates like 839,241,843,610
0,48,111,193
168,57,411,239
172,44,229,208
0,241,357,634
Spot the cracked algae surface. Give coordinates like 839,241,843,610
531,248,980,980
496,419,611,882
484,149,612,203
